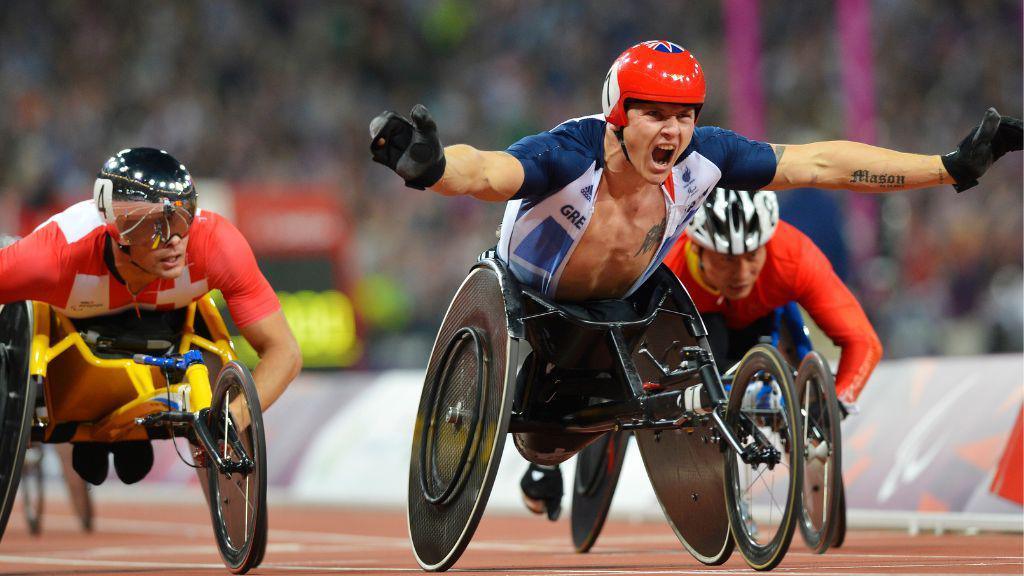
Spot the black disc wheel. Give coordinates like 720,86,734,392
724,344,803,571
795,352,842,554
21,445,43,535
0,302,37,543
408,264,518,572
206,361,267,574
635,420,734,565
571,430,629,553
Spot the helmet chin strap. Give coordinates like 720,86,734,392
613,128,632,165
117,243,152,274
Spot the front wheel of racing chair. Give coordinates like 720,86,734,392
724,344,803,571
571,429,630,553
205,361,268,574
0,302,38,543
794,351,843,554
408,261,520,572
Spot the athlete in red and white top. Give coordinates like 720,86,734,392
0,148,301,485
0,148,302,411
663,187,881,405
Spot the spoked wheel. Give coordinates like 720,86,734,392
571,430,629,553
21,445,43,535
408,264,518,572
724,344,803,571
206,361,267,574
795,352,842,554
0,302,37,543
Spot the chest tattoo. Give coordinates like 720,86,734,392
635,215,667,257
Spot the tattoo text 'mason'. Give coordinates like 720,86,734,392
850,170,905,188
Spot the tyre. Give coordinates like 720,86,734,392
206,361,267,574
795,352,842,553
724,344,803,570
0,302,37,542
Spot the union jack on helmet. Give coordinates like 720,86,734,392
602,40,706,128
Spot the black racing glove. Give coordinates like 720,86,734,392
369,104,446,190
941,107,1023,192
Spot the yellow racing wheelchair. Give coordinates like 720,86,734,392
0,295,267,574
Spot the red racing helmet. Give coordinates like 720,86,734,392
602,40,706,128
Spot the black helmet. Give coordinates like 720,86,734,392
93,148,197,247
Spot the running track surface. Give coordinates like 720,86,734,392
1,499,1020,576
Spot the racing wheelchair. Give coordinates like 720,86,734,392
407,256,805,572
0,294,267,574
571,302,847,556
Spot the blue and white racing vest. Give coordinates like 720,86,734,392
496,115,778,298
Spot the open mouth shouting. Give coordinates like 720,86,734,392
652,143,676,169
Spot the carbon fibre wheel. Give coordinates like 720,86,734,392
408,265,518,572
571,430,629,553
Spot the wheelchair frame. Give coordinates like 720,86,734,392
571,300,846,558
28,295,233,443
0,293,268,574
408,257,800,572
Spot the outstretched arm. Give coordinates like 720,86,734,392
238,310,302,411
768,141,947,192
768,108,1022,193
370,105,524,201
433,145,524,201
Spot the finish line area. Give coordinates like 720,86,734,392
0,497,1019,576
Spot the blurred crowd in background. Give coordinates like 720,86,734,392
1,0,1020,368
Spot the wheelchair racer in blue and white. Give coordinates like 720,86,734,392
370,40,1022,520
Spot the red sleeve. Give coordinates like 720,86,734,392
789,230,882,404
204,215,281,328
0,224,64,305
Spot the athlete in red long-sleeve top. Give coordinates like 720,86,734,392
0,148,302,485
664,187,882,405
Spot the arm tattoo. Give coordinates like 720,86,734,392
848,169,906,188
636,216,667,257
774,145,787,163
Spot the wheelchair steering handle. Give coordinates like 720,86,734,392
133,349,204,371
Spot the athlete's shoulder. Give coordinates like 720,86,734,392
768,221,809,251
34,200,105,245
688,126,766,157
507,114,606,161
506,114,606,200
767,221,831,277
549,114,606,144
685,126,776,190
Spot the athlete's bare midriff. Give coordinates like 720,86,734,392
555,177,668,301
